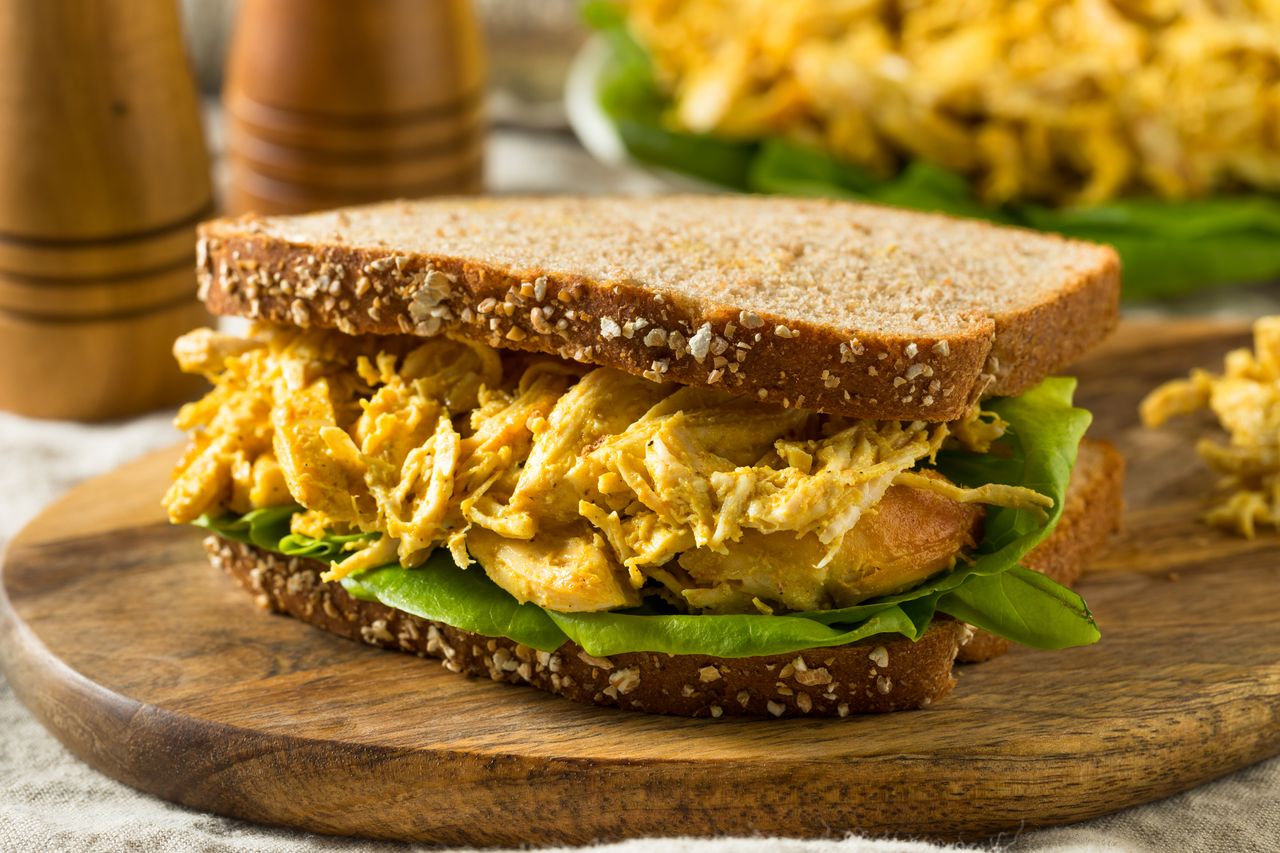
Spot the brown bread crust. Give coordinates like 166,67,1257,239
957,438,1125,663
195,195,1119,422
207,537,967,718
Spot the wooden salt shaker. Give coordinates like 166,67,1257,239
224,0,486,215
0,0,213,421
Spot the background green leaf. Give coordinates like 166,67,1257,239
592,7,757,189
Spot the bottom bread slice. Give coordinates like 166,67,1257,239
204,438,1122,717
208,537,969,718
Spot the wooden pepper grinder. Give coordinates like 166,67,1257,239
0,0,213,421
224,0,486,215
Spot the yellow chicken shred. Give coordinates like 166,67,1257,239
166,325,1048,614
621,0,1280,205
1142,316,1280,537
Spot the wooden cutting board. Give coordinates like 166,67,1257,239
2,320,1278,845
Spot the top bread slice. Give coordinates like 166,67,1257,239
196,195,1120,421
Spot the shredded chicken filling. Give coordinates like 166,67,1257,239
166,326,1051,614
1142,316,1280,537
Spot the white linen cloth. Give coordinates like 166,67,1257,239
1,130,1277,853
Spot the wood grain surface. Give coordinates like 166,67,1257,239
2,320,1278,844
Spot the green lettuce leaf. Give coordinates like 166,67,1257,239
586,17,1280,298
191,377,1100,658
279,529,379,559
937,565,1100,650
342,558,568,653
546,604,927,659
194,505,380,559
193,504,297,550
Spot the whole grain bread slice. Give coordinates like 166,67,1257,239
196,195,1119,422
209,536,968,718
203,438,1122,717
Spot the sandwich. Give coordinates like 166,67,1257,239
166,194,1124,717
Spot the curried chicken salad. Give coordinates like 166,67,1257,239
167,324,1099,657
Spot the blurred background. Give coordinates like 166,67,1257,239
2,0,1279,421
186,0,588,130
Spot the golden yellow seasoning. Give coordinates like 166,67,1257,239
168,325,1049,614
1142,316,1280,537
623,0,1280,205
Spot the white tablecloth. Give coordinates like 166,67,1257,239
2,130,1277,853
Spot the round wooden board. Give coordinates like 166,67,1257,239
3,320,1279,845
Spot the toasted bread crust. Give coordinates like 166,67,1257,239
986,267,1121,402
208,537,967,717
957,438,1125,663
196,196,1119,422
